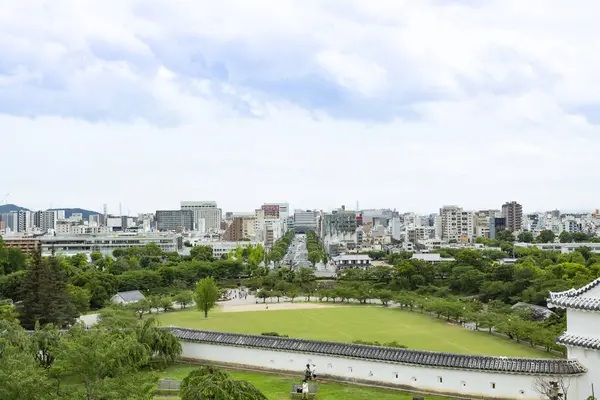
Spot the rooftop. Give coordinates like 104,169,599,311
548,277,600,311
166,327,585,375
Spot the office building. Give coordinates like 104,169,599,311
502,201,523,231
261,203,289,221
293,209,318,233
156,210,194,231
181,201,222,232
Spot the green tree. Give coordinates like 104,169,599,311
308,251,321,268
174,291,194,309
559,231,573,243
128,298,150,319
66,284,91,314
51,325,157,400
537,230,555,243
517,231,534,243
134,317,182,367
496,229,515,242
180,366,267,400
190,245,214,262
286,286,299,303
0,321,58,400
194,277,220,318
20,251,78,329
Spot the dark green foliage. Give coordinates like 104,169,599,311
180,366,267,400
20,250,78,329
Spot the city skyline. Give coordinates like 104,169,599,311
0,198,592,217
3,1,600,213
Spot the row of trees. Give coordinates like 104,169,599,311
306,230,327,267
478,228,598,245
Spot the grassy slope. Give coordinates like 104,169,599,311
158,306,551,358
156,364,455,400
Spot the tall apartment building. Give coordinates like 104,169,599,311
155,210,194,231
224,216,246,241
502,201,523,231
181,201,222,232
33,210,57,232
439,206,474,242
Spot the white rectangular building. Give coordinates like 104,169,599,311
181,201,222,233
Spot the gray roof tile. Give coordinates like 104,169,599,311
166,327,586,375
548,278,600,311
557,333,600,350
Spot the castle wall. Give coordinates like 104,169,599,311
180,341,570,399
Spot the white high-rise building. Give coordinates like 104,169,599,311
439,206,474,243
181,201,222,233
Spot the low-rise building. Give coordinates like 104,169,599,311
1,236,41,254
39,233,179,256
332,254,372,270
411,253,456,263
202,241,262,259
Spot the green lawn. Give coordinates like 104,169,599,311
155,364,455,400
158,306,552,358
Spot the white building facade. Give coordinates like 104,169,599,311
181,201,222,233
548,278,600,400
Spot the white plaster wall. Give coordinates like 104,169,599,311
181,342,559,399
568,346,600,399
566,309,600,338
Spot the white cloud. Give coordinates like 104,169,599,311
1,0,600,213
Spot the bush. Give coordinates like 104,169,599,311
353,339,407,348
261,332,289,338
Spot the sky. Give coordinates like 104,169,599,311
1,0,600,215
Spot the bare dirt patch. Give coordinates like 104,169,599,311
219,302,342,313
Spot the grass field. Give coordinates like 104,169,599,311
158,306,551,358
155,364,455,400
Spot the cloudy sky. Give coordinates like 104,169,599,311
1,0,599,215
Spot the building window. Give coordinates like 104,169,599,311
348,367,353,373
461,381,467,387
438,377,443,384
491,383,496,389
411,377,417,382
394,373,399,379
519,390,525,395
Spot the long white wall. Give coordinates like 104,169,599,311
180,341,574,399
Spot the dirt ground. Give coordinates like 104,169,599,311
219,302,341,313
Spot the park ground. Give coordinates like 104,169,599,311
158,303,551,358
153,363,456,400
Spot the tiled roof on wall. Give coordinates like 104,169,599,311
549,278,600,300
548,296,600,311
557,333,600,350
167,327,586,375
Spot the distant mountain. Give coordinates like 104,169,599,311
0,204,30,213
0,204,100,220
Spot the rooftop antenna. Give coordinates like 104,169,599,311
356,200,360,211
3,192,10,205
119,202,122,217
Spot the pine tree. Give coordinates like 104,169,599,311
20,250,78,329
